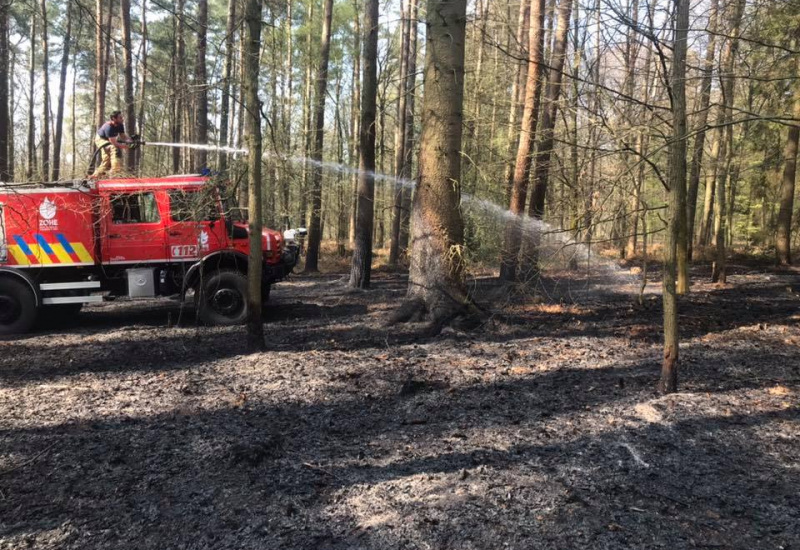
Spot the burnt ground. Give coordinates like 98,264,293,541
0,263,799,550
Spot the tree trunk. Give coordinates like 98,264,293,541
388,1,410,266
522,0,574,277
776,59,800,265
52,3,72,181
499,0,546,281
687,0,718,262
219,0,236,172
0,2,10,181
173,0,186,173
194,0,209,170
137,0,147,168
92,0,106,169
348,0,361,248
712,0,745,284
502,0,530,203
349,0,378,288
282,0,293,219
243,0,264,351
121,0,136,173
40,0,51,180
27,16,36,181
303,0,334,272
398,0,418,258
300,0,315,227
397,0,469,327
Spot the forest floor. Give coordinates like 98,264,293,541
1,261,799,549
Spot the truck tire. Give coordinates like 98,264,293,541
0,277,38,336
196,269,248,326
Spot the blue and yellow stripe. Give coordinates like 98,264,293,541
7,233,93,266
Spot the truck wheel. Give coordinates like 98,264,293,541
197,269,248,326
0,277,38,336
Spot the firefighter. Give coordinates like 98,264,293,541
90,111,133,178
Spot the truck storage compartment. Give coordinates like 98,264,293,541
127,268,156,298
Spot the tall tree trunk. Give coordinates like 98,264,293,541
712,0,745,284
776,55,800,265
93,0,106,163
522,0,574,277
388,0,410,266
398,0,469,326
503,0,530,203
137,0,147,168
687,0,718,262
243,0,264,350
282,0,293,219
350,0,378,288
0,1,10,181
660,0,689,394
348,0,361,248
300,0,315,227
304,0,334,272
27,16,36,181
398,0,418,257
52,3,72,181
40,0,51,180
121,0,136,172
174,0,186,173
499,0,546,281
194,0,209,169
698,117,721,250
219,0,236,172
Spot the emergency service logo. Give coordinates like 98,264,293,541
39,198,59,231
200,230,210,251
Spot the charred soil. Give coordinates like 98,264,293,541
1,265,799,549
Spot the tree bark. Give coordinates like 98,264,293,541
398,0,469,327
398,0,418,258
499,0,546,281
173,0,186,173
121,0,136,173
92,0,106,169
660,0,689,394
194,0,209,170
349,0,379,288
137,0,147,168
303,0,334,272
502,0,530,203
348,0,361,248
243,0,264,351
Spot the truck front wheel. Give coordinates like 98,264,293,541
196,269,248,326
0,277,38,336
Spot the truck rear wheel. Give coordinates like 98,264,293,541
0,277,38,336
196,269,248,326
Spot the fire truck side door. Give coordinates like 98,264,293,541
166,190,227,262
101,191,168,264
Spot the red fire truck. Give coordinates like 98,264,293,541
0,175,303,335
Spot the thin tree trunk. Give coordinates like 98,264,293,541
389,0,410,266
40,0,51,180
398,0,418,257
121,0,136,172
712,0,745,283
243,0,264,350
350,0,378,288
27,16,36,181
660,0,689,394
698,118,721,250
52,3,72,181
499,0,546,281
282,0,293,218
348,0,361,248
194,0,209,169
687,0,718,262
219,0,237,172
300,0,314,227
0,1,10,181
174,0,186,172
137,0,147,168
304,0,334,272
503,0,530,203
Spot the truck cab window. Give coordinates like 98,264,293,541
169,190,220,222
110,193,160,224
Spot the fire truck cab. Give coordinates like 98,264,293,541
0,175,303,335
